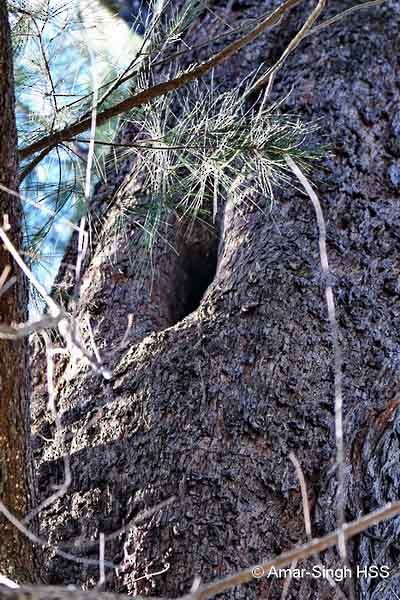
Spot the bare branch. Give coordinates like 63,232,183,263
285,157,347,562
0,498,116,570
309,0,387,36
0,577,19,590
1,501,400,600
248,0,326,95
0,588,162,600
247,0,388,96
0,216,109,377
191,500,400,600
289,453,312,540
289,453,348,600
0,314,64,340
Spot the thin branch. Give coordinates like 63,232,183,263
289,453,348,600
74,43,98,291
0,265,15,298
2,501,400,600
0,577,19,589
248,0,326,95
285,157,347,562
289,453,312,540
18,0,302,160
19,146,52,183
22,334,71,524
0,588,162,600
0,495,176,585
308,0,387,36
191,500,400,600
99,533,105,588
0,314,64,340
247,0,388,97
23,195,83,233
61,11,274,115
0,223,59,316
0,499,116,570
0,210,109,378
32,14,59,125
78,1,164,119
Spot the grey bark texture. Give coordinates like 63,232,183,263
32,1,400,598
0,0,35,582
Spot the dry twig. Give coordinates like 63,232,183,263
1,500,400,600
285,157,347,564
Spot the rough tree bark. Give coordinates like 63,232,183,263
0,1,35,583
32,1,400,599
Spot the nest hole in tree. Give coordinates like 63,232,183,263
173,222,219,322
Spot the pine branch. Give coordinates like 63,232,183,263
18,0,302,161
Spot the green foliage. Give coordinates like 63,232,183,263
9,0,321,293
111,79,320,250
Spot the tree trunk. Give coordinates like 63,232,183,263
0,1,35,583
33,1,400,598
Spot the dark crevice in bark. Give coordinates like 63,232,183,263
177,227,219,320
